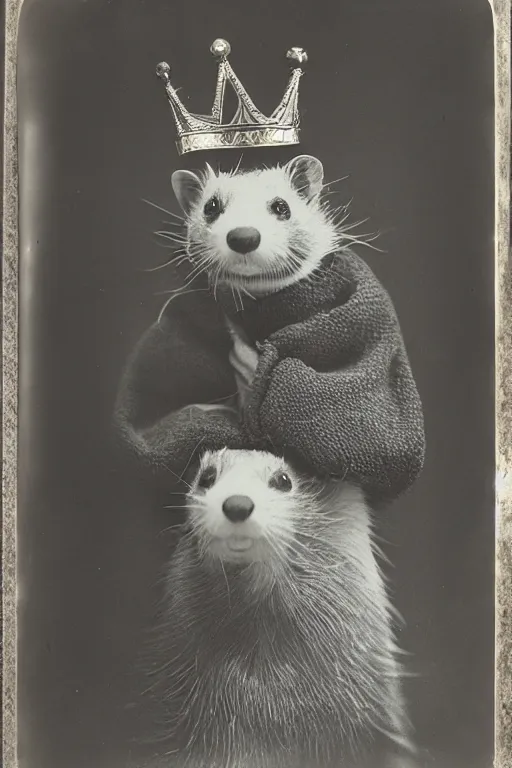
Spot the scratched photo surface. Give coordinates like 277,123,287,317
17,1,494,767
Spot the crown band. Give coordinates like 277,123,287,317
177,127,300,156
156,39,307,156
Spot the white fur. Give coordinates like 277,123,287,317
173,158,339,295
187,448,380,596
188,449,304,566
150,448,414,767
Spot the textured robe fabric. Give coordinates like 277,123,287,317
114,251,425,503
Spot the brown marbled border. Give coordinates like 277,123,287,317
1,1,510,766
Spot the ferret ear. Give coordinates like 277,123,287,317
284,155,324,202
171,170,203,215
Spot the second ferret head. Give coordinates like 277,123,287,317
184,447,368,580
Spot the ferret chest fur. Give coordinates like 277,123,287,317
149,455,409,768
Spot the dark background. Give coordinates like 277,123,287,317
17,1,495,767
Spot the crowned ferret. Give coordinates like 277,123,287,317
145,448,417,768
170,154,364,408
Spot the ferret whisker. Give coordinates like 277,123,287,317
326,203,352,218
141,198,185,221
233,153,244,175
321,189,347,200
178,450,206,492
157,520,190,538
212,264,223,302
205,391,238,405
154,236,189,249
333,216,382,245
145,251,190,273
344,230,382,245
336,229,381,247
150,242,186,255
230,284,239,312
339,236,384,254
161,463,193,491
175,258,214,292
157,287,211,323
336,216,372,232
154,284,209,297
322,198,351,215
155,230,189,242
161,218,185,228
219,559,232,608
322,174,350,189
161,266,206,294
239,283,257,300
235,285,245,311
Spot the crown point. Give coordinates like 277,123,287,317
210,39,231,59
286,47,308,68
156,62,171,81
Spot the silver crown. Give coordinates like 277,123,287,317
156,39,308,156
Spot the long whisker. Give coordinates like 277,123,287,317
154,232,189,245
144,250,189,273
233,153,244,175
179,436,206,483
157,288,209,323
161,463,193,491
230,284,242,312
157,255,213,294
141,198,185,221
161,219,186,228
212,264,221,302
235,285,245,311
322,174,350,189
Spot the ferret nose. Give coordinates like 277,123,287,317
226,227,261,254
222,495,255,522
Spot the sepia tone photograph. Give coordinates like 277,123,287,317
3,0,507,767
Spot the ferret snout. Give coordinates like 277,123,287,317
226,226,261,254
222,494,255,522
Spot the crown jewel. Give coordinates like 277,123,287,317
156,39,307,156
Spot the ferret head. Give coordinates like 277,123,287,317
186,448,305,567
185,448,369,579
171,155,339,294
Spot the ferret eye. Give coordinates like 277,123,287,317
269,471,292,492
196,466,217,490
269,198,291,221
203,195,223,224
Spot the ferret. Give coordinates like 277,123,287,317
145,448,417,768
170,154,350,406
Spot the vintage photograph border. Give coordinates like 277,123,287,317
2,1,511,766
